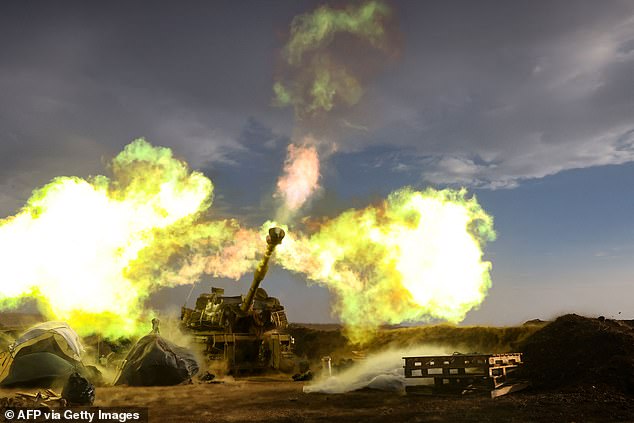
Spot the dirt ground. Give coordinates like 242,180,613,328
2,315,634,422
95,379,634,422
4,377,630,423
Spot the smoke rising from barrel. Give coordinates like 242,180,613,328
274,140,321,221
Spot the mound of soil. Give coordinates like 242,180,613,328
519,314,634,393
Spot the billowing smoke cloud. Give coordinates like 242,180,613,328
274,139,321,221
0,139,258,338
273,0,394,117
270,0,398,223
268,1,400,221
0,140,495,343
269,187,496,343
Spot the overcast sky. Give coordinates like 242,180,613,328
1,0,634,325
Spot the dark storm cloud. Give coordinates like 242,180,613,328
0,1,304,216
348,0,634,188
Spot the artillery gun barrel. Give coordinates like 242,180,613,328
240,227,285,313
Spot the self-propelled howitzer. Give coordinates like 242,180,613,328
180,227,295,374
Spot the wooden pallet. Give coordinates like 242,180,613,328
403,353,523,394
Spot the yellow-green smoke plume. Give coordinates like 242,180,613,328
0,139,257,338
269,187,496,343
0,139,496,344
274,140,321,222
274,0,392,116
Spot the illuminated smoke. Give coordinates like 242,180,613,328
0,140,495,344
0,139,257,338
127,222,260,288
269,187,496,343
273,0,393,117
274,141,321,220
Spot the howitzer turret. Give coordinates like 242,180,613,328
180,227,295,374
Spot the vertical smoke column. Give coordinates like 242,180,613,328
272,1,396,219
274,140,321,221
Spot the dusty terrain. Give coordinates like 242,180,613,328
2,377,632,423
2,314,634,422
3,378,632,423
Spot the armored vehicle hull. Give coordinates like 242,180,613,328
181,228,296,374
